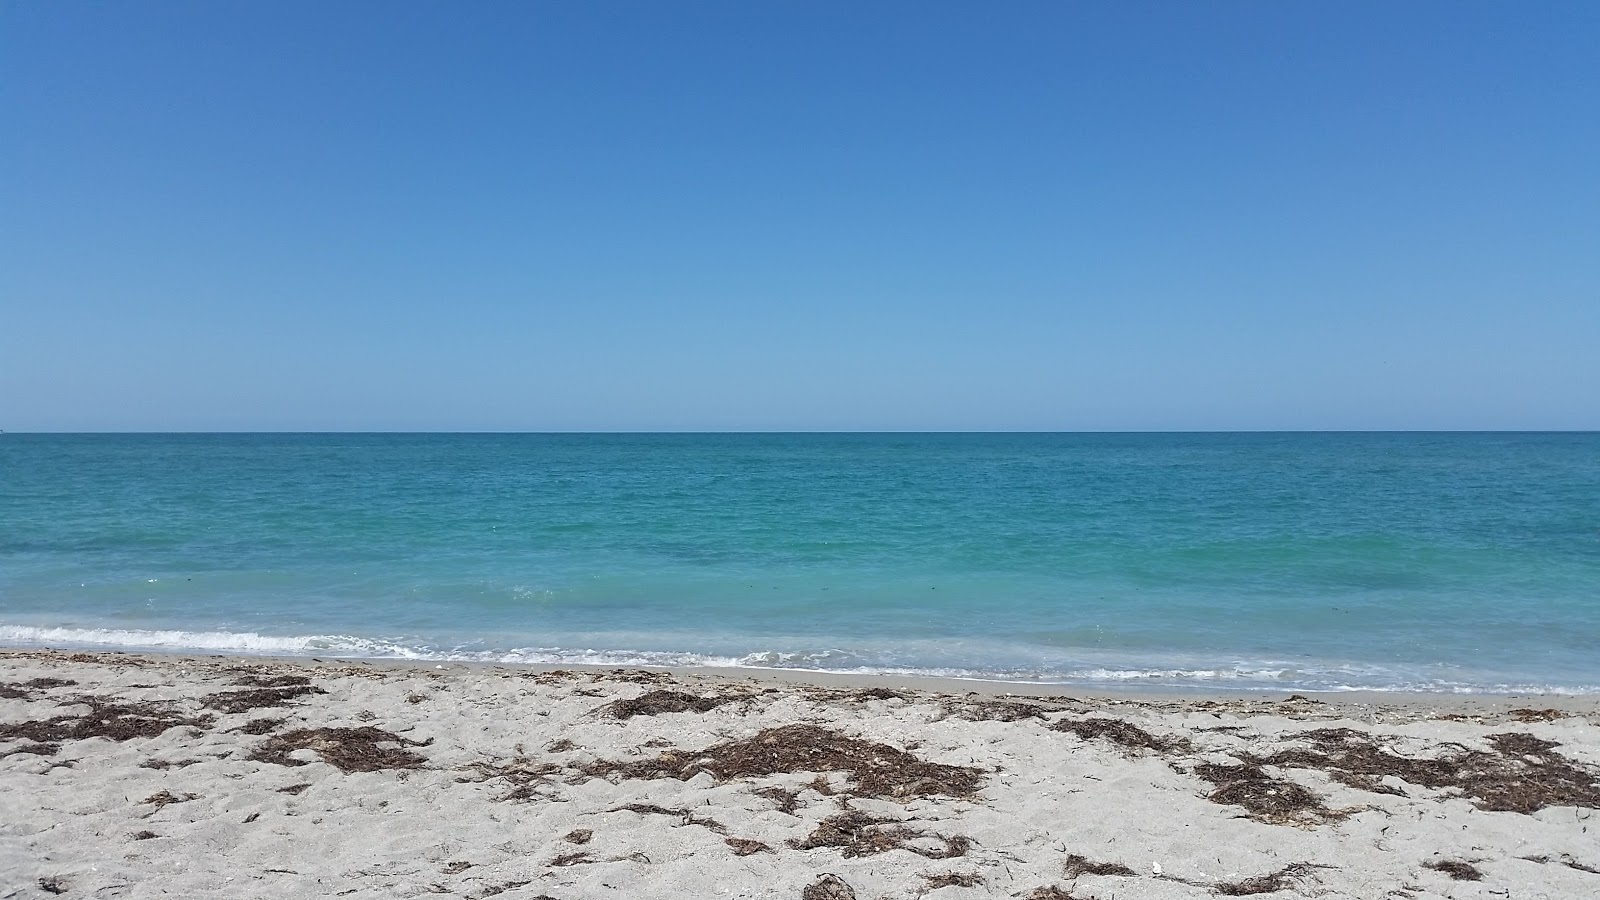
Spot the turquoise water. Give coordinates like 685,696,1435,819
2,433,1597,693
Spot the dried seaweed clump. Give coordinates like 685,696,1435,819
802,874,857,900
941,698,1056,722
754,785,804,813
846,687,909,702
0,741,60,759
1194,763,1339,825
480,880,533,897
1521,854,1599,874
583,723,983,799
597,690,738,719
1062,854,1135,877
142,790,199,809
140,757,202,770
235,717,286,735
1025,888,1079,900
725,837,771,856
1050,717,1191,753
1248,728,1600,814
0,677,78,699
609,803,726,832
549,851,594,867
0,695,213,755
922,872,983,890
1508,708,1566,723
595,669,675,685
1423,859,1484,881
232,673,314,688
203,683,326,714
461,756,561,801
788,811,970,859
1213,863,1328,896
250,726,428,773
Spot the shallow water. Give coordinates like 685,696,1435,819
2,432,1597,692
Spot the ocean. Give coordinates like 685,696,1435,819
2,432,1596,693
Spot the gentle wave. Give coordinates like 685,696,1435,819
3,623,1595,695
0,625,426,658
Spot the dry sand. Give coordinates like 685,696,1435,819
2,650,1598,899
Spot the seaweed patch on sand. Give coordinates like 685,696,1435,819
460,756,561,801
0,678,78,699
1060,854,1135,877
1211,862,1331,895
595,690,743,719
203,683,326,714
1,694,213,755
1423,859,1485,881
940,697,1063,723
1192,761,1346,825
249,726,429,772
920,871,984,891
609,803,727,833
582,723,983,799
1239,728,1600,814
724,837,771,856
1049,717,1192,753
801,874,856,900
788,810,971,859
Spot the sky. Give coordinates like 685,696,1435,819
2,1,1597,431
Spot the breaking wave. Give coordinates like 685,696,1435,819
2,623,1595,695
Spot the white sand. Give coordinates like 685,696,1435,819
3,650,1598,899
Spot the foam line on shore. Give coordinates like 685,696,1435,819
5,623,1599,698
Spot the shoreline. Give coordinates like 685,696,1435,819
9,645,1600,717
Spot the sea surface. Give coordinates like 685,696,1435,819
2,433,1597,694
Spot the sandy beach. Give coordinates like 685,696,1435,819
2,650,1598,899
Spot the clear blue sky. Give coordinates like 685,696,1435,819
3,1,1596,431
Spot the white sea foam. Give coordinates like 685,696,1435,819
0,625,423,658
3,622,1596,695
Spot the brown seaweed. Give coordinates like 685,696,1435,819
1050,717,1191,753
801,874,857,900
921,872,983,890
609,803,726,832
1061,854,1135,877
1213,863,1328,895
582,723,982,799
0,695,213,753
141,790,199,809
1245,728,1600,814
232,673,313,688
788,811,970,859
1423,859,1484,881
754,785,805,814
1193,762,1341,825
597,690,739,719
204,684,326,713
461,756,561,801
941,698,1058,722
725,837,772,855
249,726,427,772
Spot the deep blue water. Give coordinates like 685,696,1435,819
2,433,1597,693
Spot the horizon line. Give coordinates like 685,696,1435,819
6,429,1598,436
